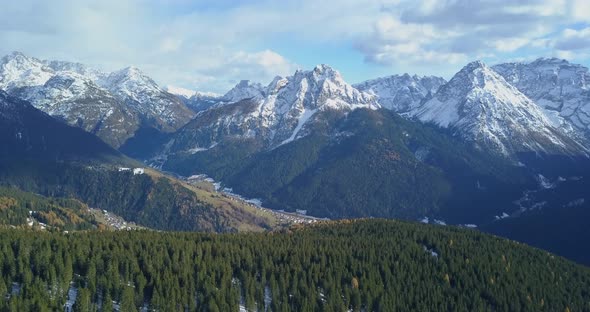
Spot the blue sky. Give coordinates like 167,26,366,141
1,0,589,93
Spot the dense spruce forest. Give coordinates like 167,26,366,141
0,220,589,311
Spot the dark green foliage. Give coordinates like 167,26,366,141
0,220,588,311
0,91,123,164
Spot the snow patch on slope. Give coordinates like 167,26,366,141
280,108,318,145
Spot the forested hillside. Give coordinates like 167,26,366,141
0,187,99,231
0,220,588,311
164,108,533,224
0,162,276,232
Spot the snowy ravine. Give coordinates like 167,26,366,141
279,108,318,146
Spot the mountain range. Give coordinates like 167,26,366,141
2,51,590,265
0,51,195,148
0,89,278,232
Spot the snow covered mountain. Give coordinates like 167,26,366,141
165,85,198,99
221,80,266,103
164,64,379,155
9,71,139,147
493,58,590,140
354,74,446,112
410,61,586,156
101,66,195,132
0,51,194,147
178,80,266,112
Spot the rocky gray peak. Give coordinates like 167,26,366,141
103,66,160,92
0,51,53,90
1,51,39,67
167,64,379,154
222,80,266,103
44,60,106,81
311,64,343,81
411,60,586,156
493,58,590,139
0,51,195,147
283,64,377,111
433,60,501,102
354,73,446,112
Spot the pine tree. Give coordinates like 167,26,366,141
73,288,91,312
120,286,137,312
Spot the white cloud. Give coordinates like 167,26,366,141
570,0,590,22
0,0,589,92
554,27,590,51
492,38,531,52
355,0,590,68
159,37,183,53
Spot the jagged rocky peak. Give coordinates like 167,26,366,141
1,51,39,67
0,51,53,90
449,60,497,89
166,64,379,154
165,85,212,99
493,58,590,139
0,51,195,147
354,72,446,112
103,66,160,91
43,60,105,81
221,79,266,102
311,64,343,81
278,64,378,111
411,60,587,156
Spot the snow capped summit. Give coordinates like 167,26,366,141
102,66,160,95
0,52,53,91
310,64,344,82
8,71,139,147
100,66,195,132
165,85,195,99
0,52,195,147
493,58,590,140
411,61,585,156
222,80,266,103
354,73,446,112
167,64,379,153
263,64,378,114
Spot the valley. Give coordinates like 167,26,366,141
1,48,590,310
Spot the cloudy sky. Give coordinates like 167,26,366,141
1,0,589,93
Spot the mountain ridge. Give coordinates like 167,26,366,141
409,60,586,156
0,51,195,148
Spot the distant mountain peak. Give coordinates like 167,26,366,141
0,51,195,147
412,61,585,156
105,66,157,87
464,59,486,68
167,64,378,152
312,64,341,78
493,58,590,142
3,51,34,62
448,60,515,91
222,80,266,102
354,73,446,112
